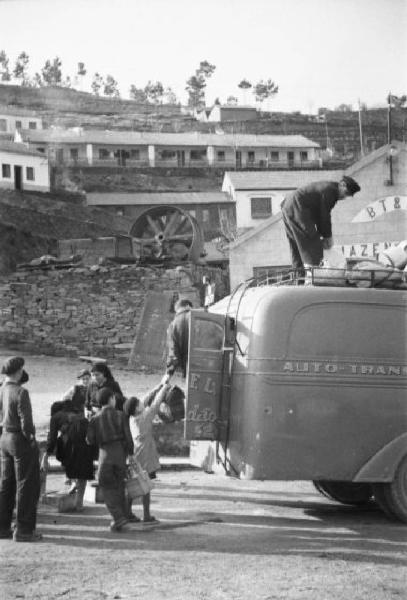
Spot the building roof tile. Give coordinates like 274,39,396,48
86,191,233,206
224,169,343,190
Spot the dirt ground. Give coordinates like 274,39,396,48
0,349,406,600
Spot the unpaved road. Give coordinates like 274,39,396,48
0,349,406,599
0,471,406,600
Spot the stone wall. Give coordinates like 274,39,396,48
0,264,220,363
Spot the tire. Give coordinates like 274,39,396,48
313,481,373,506
374,455,407,524
372,483,399,521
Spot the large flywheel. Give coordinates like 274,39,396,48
130,205,205,263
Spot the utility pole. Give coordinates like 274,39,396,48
358,99,364,157
387,92,393,185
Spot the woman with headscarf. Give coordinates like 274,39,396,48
123,373,171,523
42,399,96,511
85,362,125,415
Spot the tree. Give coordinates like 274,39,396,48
253,79,279,105
32,72,44,87
104,74,120,97
77,62,86,77
0,50,11,82
163,87,178,104
226,95,238,106
335,103,353,112
144,80,164,103
41,57,63,85
238,78,252,103
13,51,30,85
186,60,216,109
129,84,147,102
91,72,104,96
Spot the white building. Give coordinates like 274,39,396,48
0,108,43,134
228,142,407,288
24,129,321,170
0,140,50,192
222,170,343,228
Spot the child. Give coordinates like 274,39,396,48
86,388,133,532
123,374,171,523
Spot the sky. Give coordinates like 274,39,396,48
0,0,406,113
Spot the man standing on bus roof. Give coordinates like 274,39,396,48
281,176,360,274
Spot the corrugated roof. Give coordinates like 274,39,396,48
0,140,47,158
86,191,233,206
25,129,320,149
224,169,343,190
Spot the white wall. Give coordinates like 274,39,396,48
235,189,287,228
0,114,43,133
0,151,50,191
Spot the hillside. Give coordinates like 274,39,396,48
1,84,405,156
0,189,132,273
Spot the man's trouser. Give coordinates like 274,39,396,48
282,211,323,271
98,460,128,526
0,432,40,535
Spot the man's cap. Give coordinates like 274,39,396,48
1,356,25,375
342,176,360,196
77,368,90,379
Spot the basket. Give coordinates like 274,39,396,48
125,462,153,499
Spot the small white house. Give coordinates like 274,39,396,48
0,140,50,192
0,108,43,134
222,170,343,228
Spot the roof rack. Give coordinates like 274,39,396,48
251,265,407,290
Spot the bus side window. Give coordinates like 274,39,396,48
193,320,224,351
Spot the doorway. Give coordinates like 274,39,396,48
14,165,23,191
177,150,185,167
288,151,295,167
235,151,242,169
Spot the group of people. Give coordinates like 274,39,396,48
0,355,176,541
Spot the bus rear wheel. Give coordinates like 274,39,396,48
373,455,407,524
313,481,373,506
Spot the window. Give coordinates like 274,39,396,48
0,119,7,132
247,151,255,163
300,151,308,161
26,167,35,181
70,148,79,160
217,151,225,161
99,148,110,159
36,147,45,153
189,210,196,218
130,149,140,159
270,151,279,161
190,149,206,161
159,150,176,159
202,209,210,223
15,120,22,129
28,121,37,130
251,197,272,218
2,164,11,178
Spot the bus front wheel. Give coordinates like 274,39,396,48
313,481,373,506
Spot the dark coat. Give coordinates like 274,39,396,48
166,307,191,378
46,409,96,480
281,181,340,239
85,379,125,412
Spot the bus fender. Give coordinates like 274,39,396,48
353,433,407,483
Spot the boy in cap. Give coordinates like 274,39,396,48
0,356,42,542
281,176,361,277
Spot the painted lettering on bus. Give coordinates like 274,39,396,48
283,362,407,375
189,372,217,395
186,404,217,423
